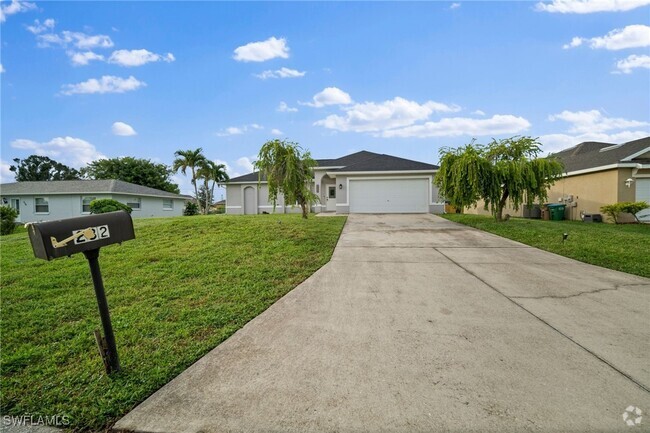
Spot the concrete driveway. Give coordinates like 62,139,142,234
114,214,650,433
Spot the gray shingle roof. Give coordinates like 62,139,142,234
0,179,192,199
550,136,650,172
331,153,438,172
227,150,437,182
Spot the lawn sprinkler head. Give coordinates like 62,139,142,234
562,232,569,242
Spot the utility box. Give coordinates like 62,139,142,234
582,213,603,223
523,204,542,219
26,211,135,261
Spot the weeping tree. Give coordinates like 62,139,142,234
434,136,564,222
254,139,318,219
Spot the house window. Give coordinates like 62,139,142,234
126,197,141,210
328,186,336,199
82,196,96,213
163,199,173,210
35,197,49,213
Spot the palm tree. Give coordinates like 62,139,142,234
196,160,229,214
207,161,229,211
172,148,206,204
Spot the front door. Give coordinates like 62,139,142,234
326,185,337,212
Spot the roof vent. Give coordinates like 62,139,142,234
599,143,623,152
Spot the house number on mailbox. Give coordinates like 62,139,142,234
74,225,111,244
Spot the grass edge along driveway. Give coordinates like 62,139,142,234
0,214,346,431
442,214,650,278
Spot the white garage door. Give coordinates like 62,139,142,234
636,179,650,222
349,178,429,213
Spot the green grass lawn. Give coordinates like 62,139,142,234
442,214,650,278
0,214,346,431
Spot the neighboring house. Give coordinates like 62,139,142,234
0,179,192,223
465,136,650,221
226,150,443,214
549,136,650,221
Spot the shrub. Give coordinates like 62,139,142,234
89,199,132,215
600,201,649,223
1,206,19,235
183,201,199,216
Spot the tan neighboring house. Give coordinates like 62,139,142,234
465,136,650,221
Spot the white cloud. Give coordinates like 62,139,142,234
60,75,146,95
314,97,461,133
563,37,585,49
236,156,255,173
302,87,353,107
535,0,650,13
0,0,36,23
473,110,486,116
1,159,14,183
112,121,137,136
26,18,55,34
255,67,306,79
564,25,650,50
450,3,461,9
213,159,238,179
108,49,175,67
271,128,283,135
218,127,244,136
233,36,289,62
10,136,106,167
615,54,650,73
548,109,648,133
539,131,650,154
216,124,263,136
68,51,105,66
37,30,114,49
277,101,298,112
379,114,531,138
0,64,4,73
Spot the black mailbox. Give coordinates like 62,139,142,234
27,211,135,260
26,210,135,374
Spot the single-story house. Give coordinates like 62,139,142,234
0,179,192,223
465,136,650,221
225,150,443,214
549,136,650,221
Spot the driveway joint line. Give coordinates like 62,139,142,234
510,287,620,300
434,247,650,394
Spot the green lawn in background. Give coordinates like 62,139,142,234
0,214,346,431
442,214,650,278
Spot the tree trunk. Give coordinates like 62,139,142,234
495,189,509,222
300,200,308,219
204,179,210,215
191,167,199,208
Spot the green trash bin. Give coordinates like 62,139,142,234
547,203,566,221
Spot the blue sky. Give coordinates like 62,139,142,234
1,0,649,195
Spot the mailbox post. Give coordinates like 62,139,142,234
26,211,135,375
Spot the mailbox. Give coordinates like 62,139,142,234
27,211,135,261
26,210,135,374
